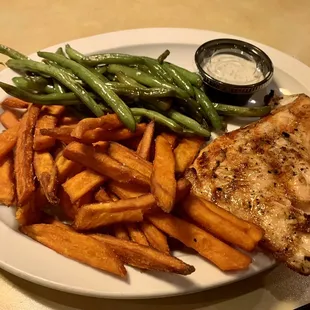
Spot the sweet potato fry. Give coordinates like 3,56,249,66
76,191,94,207
148,213,252,271
58,188,75,220
120,136,142,150
35,186,48,210
59,115,80,126
80,123,147,143
108,142,152,179
33,114,58,151
175,178,191,204
15,105,40,205
95,187,111,203
74,209,144,230
182,195,257,252
1,97,29,109
126,223,149,246
55,151,83,184
140,220,169,254
40,126,74,144
42,105,65,116
107,191,119,202
60,124,77,129
0,124,19,161
200,199,264,244
151,135,176,213
62,169,106,203
112,224,130,240
42,217,70,228
59,188,93,220
161,132,178,149
0,156,15,206
74,194,155,230
16,192,42,226
63,142,150,187
33,151,59,205
0,109,20,129
77,193,155,215
54,144,65,160
71,114,123,138
92,234,195,275
108,181,148,199
174,137,204,174
137,121,155,160
20,223,127,278
92,141,109,153
41,124,147,144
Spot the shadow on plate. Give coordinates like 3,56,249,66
0,265,280,310
265,265,310,306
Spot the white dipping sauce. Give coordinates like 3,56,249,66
203,53,264,85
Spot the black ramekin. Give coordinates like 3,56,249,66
195,38,274,105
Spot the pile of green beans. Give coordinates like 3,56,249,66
0,44,271,137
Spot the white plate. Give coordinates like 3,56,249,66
0,28,309,299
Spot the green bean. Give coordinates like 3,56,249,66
0,82,84,105
144,98,171,111
130,107,183,133
116,71,144,87
38,52,136,130
81,53,145,66
167,63,202,87
88,65,110,83
53,79,66,94
194,87,222,130
53,47,202,88
176,98,205,123
142,102,161,113
134,115,142,123
107,64,189,99
178,104,204,124
66,45,108,81
44,85,57,94
144,58,173,84
95,66,107,75
12,76,49,93
166,109,210,138
94,66,109,83
142,100,173,114
65,45,109,82
65,44,84,62
7,59,105,117
42,59,80,80
0,45,28,60
92,71,109,83
116,72,171,111
185,97,202,110
162,63,194,97
105,82,176,98
158,50,170,64
54,48,67,93
105,73,118,81
213,103,271,117
134,64,152,74
56,47,67,57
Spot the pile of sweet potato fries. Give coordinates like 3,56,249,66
0,97,264,278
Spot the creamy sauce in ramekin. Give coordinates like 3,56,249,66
203,53,264,85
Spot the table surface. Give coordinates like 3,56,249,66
0,1,310,309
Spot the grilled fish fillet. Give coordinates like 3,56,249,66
186,94,310,275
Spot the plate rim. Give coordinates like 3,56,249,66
0,27,307,299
